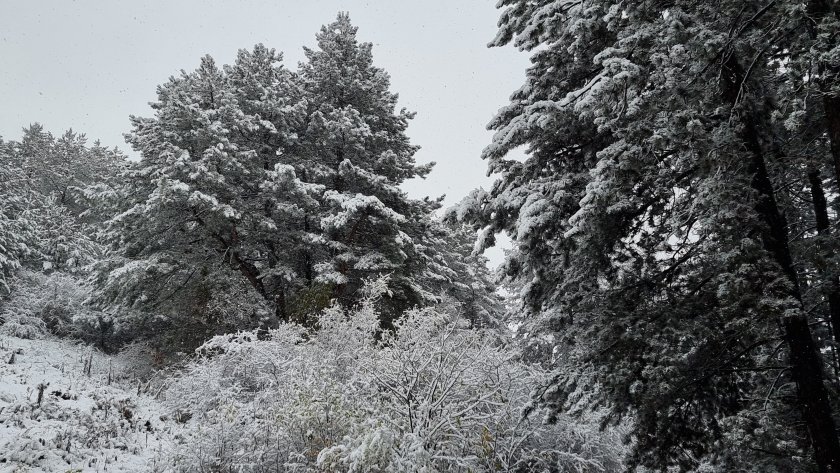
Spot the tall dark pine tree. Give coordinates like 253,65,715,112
456,1,840,470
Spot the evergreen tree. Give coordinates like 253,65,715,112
97,16,503,343
422,218,503,329
100,47,317,331
295,13,437,322
12,124,124,216
457,1,840,470
0,127,122,290
772,0,840,365
0,137,31,292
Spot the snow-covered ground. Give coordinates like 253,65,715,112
0,335,177,472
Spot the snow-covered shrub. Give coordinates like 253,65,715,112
0,270,118,348
0,310,47,339
161,278,624,472
1,385,142,466
1,271,60,339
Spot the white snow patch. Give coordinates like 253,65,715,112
0,335,180,472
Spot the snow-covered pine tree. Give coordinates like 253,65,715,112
97,20,501,340
11,125,124,217
99,47,318,334
456,1,840,470
420,218,503,329
0,137,31,292
0,127,121,285
295,13,438,323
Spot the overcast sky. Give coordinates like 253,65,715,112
0,1,527,262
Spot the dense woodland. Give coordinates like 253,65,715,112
2,1,840,472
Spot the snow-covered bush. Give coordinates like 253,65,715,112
0,270,117,348
161,278,624,472
0,309,47,339
2,271,70,339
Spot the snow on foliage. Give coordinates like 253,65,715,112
0,277,622,472
160,278,624,472
468,0,840,471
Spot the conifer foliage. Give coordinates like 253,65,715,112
296,14,438,317
454,1,840,471
98,14,498,337
0,143,30,290
0,126,123,289
101,46,315,329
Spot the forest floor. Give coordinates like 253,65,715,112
0,335,179,472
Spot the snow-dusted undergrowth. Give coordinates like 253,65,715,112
0,280,623,472
159,281,622,472
0,335,175,472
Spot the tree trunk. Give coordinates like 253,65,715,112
809,170,832,233
721,51,840,472
194,215,279,315
299,169,314,287
808,170,840,352
784,315,840,472
275,289,287,323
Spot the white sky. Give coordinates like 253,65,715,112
0,1,525,264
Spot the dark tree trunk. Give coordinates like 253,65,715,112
806,0,840,376
194,215,282,317
784,316,840,472
230,252,268,298
334,146,344,193
721,51,840,472
808,170,840,352
275,289,287,323
298,169,314,287
809,170,832,234
330,146,348,301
